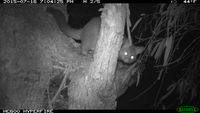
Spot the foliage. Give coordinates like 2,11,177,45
132,4,200,109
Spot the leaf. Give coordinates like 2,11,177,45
159,83,176,102
131,16,143,32
167,82,177,91
147,43,152,55
159,4,166,13
136,72,140,87
155,39,166,61
150,42,159,57
164,36,173,65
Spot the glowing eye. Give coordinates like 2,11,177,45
124,52,128,56
130,55,134,59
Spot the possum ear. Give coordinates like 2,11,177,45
122,38,130,48
136,46,144,55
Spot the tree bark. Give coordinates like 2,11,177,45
68,4,126,109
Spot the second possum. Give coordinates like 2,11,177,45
46,7,100,56
46,7,144,64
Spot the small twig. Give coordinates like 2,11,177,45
130,78,158,102
50,69,69,105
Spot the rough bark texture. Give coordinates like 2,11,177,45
0,4,75,109
0,4,126,109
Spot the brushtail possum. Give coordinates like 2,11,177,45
118,38,144,63
46,7,144,64
46,7,100,56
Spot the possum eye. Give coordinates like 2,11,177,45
124,52,128,56
130,55,135,60
88,49,93,54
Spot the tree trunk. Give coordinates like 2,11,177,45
68,4,126,109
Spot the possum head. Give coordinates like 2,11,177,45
119,39,144,64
